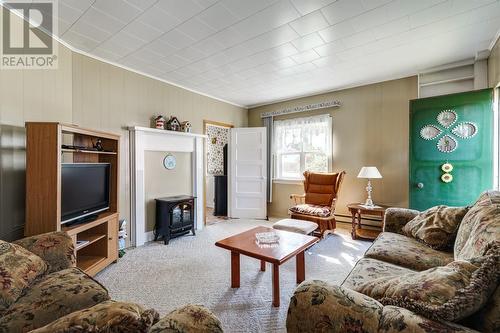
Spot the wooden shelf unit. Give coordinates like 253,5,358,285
25,122,120,276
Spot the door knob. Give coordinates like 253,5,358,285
417,182,424,189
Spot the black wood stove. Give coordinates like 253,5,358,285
154,195,196,245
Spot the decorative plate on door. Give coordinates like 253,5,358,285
437,110,457,128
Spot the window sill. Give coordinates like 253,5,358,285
273,179,303,185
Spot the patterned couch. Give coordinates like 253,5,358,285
287,190,500,333
0,232,222,333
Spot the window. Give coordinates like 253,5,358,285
273,114,332,181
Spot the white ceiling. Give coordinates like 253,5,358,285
13,0,500,107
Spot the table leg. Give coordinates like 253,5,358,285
350,210,357,239
296,251,305,283
231,252,240,288
272,263,280,307
357,211,363,230
260,260,266,272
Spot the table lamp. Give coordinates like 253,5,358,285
357,166,382,207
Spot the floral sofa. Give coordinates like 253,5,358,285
0,232,222,333
287,190,500,333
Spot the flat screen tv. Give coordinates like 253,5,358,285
61,163,110,224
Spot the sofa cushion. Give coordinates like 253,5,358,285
0,241,47,313
150,305,223,333
365,232,454,271
31,300,159,333
402,205,468,250
0,267,109,332
14,232,75,273
289,204,331,217
359,243,499,322
454,191,500,261
342,258,415,290
463,285,500,333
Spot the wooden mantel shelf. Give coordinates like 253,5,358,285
128,126,207,138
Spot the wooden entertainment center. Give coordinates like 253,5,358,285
25,122,120,276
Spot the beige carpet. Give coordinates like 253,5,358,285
96,219,371,332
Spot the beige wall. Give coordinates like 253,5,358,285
144,151,192,232
248,77,418,220
0,10,247,242
489,36,500,87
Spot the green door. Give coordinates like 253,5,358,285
410,89,493,211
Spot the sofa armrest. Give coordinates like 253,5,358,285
287,280,383,333
383,208,419,234
149,305,223,333
14,231,75,273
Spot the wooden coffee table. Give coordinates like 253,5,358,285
215,226,319,307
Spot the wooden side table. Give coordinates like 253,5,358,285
347,203,388,240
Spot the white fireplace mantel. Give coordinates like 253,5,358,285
129,126,207,246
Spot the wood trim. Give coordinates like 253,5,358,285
203,120,233,225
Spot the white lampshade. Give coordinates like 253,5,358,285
357,166,382,179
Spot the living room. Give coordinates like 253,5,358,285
0,1,499,332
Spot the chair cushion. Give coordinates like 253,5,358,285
150,305,223,333
289,204,331,217
273,219,318,234
342,257,415,290
360,244,499,322
0,241,48,313
31,300,159,333
0,267,110,332
365,232,454,271
402,205,469,250
455,191,500,261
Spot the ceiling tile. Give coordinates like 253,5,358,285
318,21,355,42
137,5,181,32
162,54,192,67
290,49,320,64
60,0,93,12
409,1,453,28
321,0,366,25
104,31,146,54
197,2,240,31
79,7,124,35
232,0,300,40
129,48,162,64
340,30,376,48
147,39,178,56
211,28,244,48
174,47,206,62
124,0,158,11
289,10,330,36
91,47,122,61
122,20,163,43
372,17,410,40
360,0,393,11
312,54,341,67
67,18,112,43
62,30,100,52
314,40,346,56
177,18,216,42
155,0,205,22
159,29,196,50
192,36,226,56
289,0,337,15
291,32,325,51
220,0,277,19
92,0,141,23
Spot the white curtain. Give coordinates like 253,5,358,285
274,114,332,179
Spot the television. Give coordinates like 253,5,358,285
61,163,110,224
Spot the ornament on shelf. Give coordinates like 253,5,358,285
166,116,181,131
154,115,166,129
181,121,192,133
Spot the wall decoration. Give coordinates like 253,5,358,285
441,173,453,183
206,124,229,175
163,153,176,170
420,125,442,140
437,135,458,153
260,100,341,118
437,110,457,128
452,122,477,139
419,109,478,154
441,163,453,173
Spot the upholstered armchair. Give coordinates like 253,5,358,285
289,171,346,237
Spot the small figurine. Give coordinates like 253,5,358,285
181,121,192,133
155,115,166,129
93,138,104,151
166,116,181,131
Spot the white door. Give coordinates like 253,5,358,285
229,127,267,219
